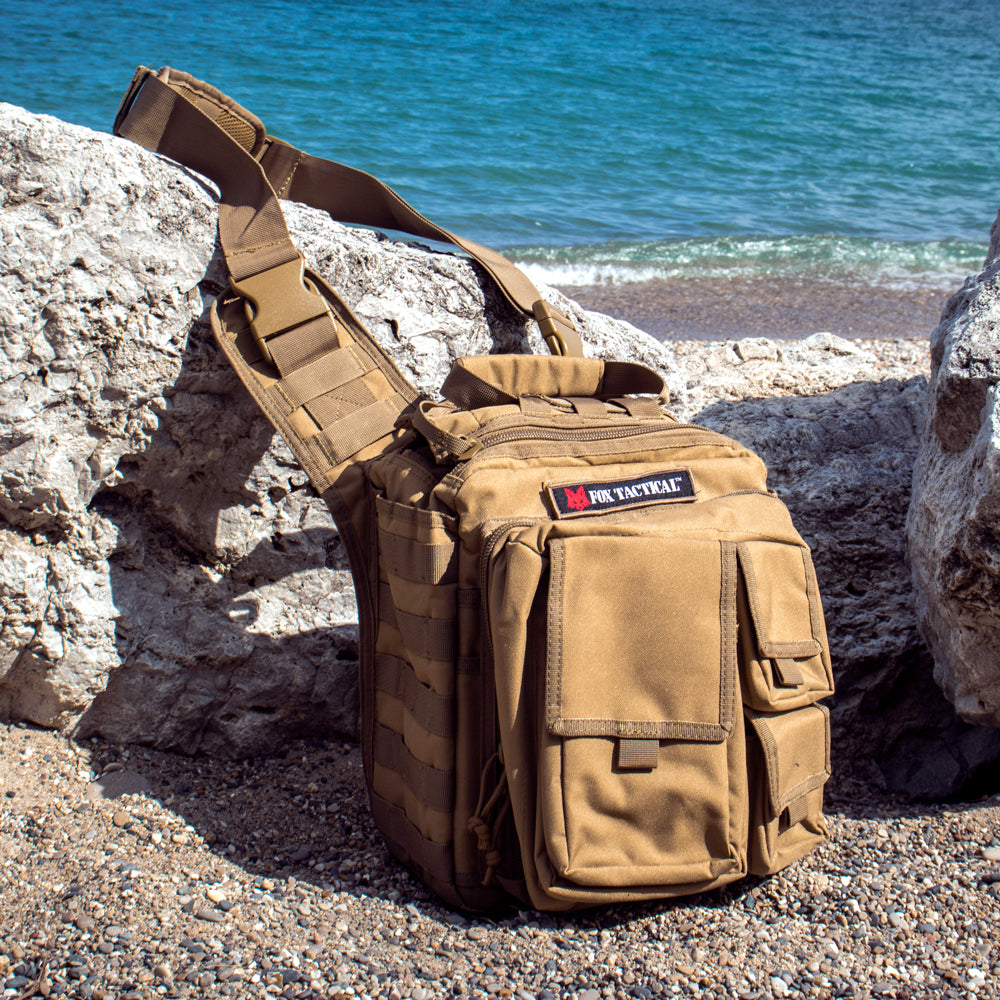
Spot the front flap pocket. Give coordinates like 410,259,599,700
547,535,737,742
737,540,834,711
746,704,831,875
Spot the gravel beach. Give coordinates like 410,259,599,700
3,720,999,1000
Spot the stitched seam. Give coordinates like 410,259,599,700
277,156,301,198
720,540,737,732
546,541,566,732
230,239,293,257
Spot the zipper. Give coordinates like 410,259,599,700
473,420,735,451
444,422,744,484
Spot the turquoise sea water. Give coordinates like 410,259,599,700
2,0,998,291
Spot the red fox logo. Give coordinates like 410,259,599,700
563,485,591,512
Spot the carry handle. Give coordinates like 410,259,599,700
114,66,583,358
440,356,667,411
411,354,669,462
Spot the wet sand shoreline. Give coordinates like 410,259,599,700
556,276,956,342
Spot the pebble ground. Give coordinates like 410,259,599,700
2,720,999,1000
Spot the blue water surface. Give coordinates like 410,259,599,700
2,0,997,283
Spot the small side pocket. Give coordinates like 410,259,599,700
746,704,830,876
737,541,834,711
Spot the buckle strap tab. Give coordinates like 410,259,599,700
230,257,329,365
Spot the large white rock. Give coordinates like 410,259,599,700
2,103,997,796
908,214,1000,728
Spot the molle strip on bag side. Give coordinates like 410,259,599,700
375,494,460,692
374,723,455,811
374,653,454,737
369,792,455,892
377,530,459,585
376,583,457,669
316,483,380,801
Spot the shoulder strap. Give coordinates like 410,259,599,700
113,66,582,359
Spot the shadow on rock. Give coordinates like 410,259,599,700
75,254,362,759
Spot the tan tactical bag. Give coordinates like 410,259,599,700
115,68,834,912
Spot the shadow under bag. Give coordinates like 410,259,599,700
114,67,834,912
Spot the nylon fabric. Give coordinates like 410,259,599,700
374,723,455,814
374,653,455,737
275,347,366,409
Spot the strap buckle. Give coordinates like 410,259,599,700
230,257,329,366
533,300,584,357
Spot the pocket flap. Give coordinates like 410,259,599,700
545,535,738,742
737,541,824,659
748,705,831,816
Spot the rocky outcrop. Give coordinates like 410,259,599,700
2,104,997,798
907,215,1000,730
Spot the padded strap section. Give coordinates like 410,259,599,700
374,723,455,813
311,396,406,466
375,653,454,737
116,70,301,283
274,347,367,409
600,362,667,398
441,356,666,409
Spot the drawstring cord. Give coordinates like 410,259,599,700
467,746,511,886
